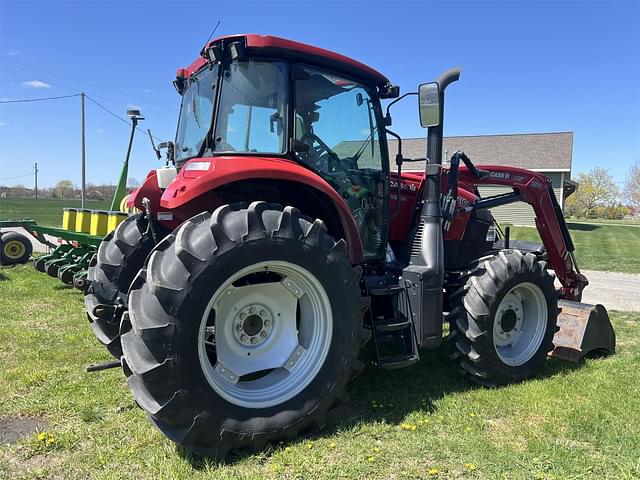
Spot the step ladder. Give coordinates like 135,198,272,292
367,282,419,369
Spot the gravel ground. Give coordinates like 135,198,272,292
1,226,56,254
579,269,640,312
2,226,638,311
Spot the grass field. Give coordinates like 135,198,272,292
0,265,639,479
509,223,640,274
1,198,639,273
0,198,111,227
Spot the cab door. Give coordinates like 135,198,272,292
293,65,389,260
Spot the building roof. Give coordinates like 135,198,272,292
393,132,573,172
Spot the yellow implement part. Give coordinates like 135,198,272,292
107,211,129,232
62,208,77,231
75,209,92,233
90,210,109,236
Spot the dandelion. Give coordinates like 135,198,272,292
465,463,477,471
428,467,439,476
372,446,381,453
37,432,46,441
271,464,281,473
367,456,376,463
469,412,476,418
306,442,313,449
329,441,337,449
401,422,417,431
284,447,292,453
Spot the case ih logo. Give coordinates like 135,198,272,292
390,180,418,192
489,171,510,180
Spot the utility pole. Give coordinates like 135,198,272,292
80,92,86,208
34,162,38,200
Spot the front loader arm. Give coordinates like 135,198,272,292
457,165,587,301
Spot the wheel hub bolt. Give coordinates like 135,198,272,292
260,309,267,317
265,319,271,327
241,334,248,343
240,313,247,321
249,306,256,314
250,337,258,344
260,331,268,338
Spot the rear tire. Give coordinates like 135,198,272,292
450,250,557,386
1,231,32,265
84,214,157,358
121,202,369,458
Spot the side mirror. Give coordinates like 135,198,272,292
418,82,440,128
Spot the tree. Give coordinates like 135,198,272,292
53,180,74,199
624,161,640,211
572,167,619,216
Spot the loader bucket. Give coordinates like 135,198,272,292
550,300,615,362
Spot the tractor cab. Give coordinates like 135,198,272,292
172,34,398,258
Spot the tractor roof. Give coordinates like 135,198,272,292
179,34,391,88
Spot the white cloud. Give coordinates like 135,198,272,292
22,80,51,89
96,128,104,134
0,97,11,102
142,88,152,93
7,49,20,56
0,122,6,127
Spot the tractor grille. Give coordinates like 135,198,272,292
410,220,425,258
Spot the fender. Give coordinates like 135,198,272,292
158,156,364,264
127,169,162,214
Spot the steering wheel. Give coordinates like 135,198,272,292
301,133,341,172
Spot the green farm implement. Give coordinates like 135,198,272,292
0,216,115,287
0,109,143,286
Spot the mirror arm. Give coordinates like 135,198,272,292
384,92,417,125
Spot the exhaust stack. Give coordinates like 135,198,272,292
403,68,460,348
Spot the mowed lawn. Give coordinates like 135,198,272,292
509,223,640,274
0,265,639,479
0,198,111,228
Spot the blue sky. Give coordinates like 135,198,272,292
0,0,638,189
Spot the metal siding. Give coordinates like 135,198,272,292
477,173,563,227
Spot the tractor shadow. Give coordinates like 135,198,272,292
566,222,601,232
180,345,589,467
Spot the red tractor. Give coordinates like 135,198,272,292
83,34,615,457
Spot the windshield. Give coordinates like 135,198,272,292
213,60,288,154
175,65,218,164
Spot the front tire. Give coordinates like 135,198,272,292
121,202,368,457
450,250,557,386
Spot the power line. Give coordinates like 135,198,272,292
0,172,33,181
0,56,170,110
85,94,163,142
0,93,80,103
0,67,173,118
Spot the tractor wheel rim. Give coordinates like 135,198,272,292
493,282,547,366
198,260,333,408
3,240,26,260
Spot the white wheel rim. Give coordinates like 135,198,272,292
493,282,547,366
198,261,333,408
